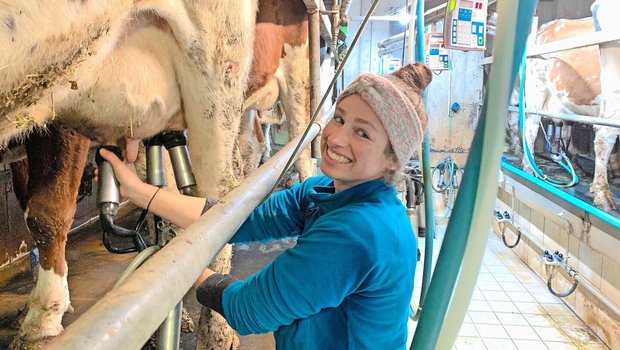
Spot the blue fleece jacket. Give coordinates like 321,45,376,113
223,176,417,349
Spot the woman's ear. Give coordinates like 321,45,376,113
388,155,400,172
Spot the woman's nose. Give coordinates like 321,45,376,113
327,126,348,147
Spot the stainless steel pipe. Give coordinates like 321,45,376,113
508,106,620,129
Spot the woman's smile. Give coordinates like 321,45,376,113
326,147,351,164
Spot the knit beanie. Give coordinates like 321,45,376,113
336,63,432,169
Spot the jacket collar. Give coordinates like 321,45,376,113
308,178,394,213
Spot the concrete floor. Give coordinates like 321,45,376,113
0,208,292,350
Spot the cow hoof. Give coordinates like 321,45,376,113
593,191,617,212
181,307,195,333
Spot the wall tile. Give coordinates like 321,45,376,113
589,226,620,267
600,257,620,314
568,234,580,265
578,243,603,289
542,219,562,254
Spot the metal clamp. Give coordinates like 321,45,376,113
494,210,521,248
541,250,578,298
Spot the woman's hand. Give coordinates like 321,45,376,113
193,268,215,289
98,148,148,204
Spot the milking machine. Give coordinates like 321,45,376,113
518,51,579,188
96,130,197,350
432,156,463,217
96,146,149,254
96,131,197,254
161,131,197,196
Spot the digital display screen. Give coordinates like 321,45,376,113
461,0,474,9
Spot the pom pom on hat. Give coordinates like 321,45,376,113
336,63,432,169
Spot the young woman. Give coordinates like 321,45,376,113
99,62,432,349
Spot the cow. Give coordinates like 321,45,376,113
1,0,314,348
507,17,620,211
241,0,313,181
1,1,258,349
591,0,620,211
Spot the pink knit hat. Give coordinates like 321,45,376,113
336,63,432,169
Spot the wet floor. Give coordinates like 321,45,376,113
0,210,611,349
408,226,610,350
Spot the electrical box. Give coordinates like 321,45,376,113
425,33,450,70
444,0,488,51
381,57,402,75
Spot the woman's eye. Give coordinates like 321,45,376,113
356,129,369,139
333,116,344,125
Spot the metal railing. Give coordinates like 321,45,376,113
482,30,620,65
507,106,620,128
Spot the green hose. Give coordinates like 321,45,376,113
411,1,538,349
114,245,161,288
415,0,436,318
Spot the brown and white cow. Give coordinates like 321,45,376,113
241,0,313,181
2,1,257,349
508,17,620,211
2,0,314,348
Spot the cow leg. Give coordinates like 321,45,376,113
278,40,313,181
592,126,618,211
9,126,90,349
261,123,273,163
521,58,550,174
521,114,541,174
175,2,257,349
592,37,620,211
507,110,523,157
237,109,265,177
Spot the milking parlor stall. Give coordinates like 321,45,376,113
0,0,619,349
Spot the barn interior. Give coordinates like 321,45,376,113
0,0,619,349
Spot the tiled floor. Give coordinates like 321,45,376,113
407,227,610,350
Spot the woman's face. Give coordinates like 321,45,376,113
320,94,396,192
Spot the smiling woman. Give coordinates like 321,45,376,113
322,63,432,191
100,62,433,350
321,94,397,192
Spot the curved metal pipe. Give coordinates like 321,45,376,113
547,275,579,298
499,221,522,248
